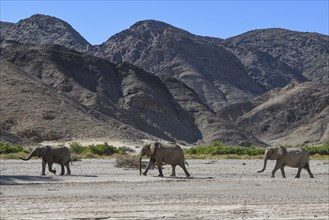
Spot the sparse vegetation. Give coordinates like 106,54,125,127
185,142,265,156
68,142,136,159
0,141,328,160
301,145,329,155
115,155,144,169
184,142,329,159
0,142,23,154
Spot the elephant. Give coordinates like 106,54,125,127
139,141,190,177
257,146,314,178
19,145,72,176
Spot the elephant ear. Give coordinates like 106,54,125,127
39,146,49,156
150,142,161,157
278,146,287,155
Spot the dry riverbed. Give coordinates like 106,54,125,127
0,158,328,219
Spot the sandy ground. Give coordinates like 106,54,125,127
0,158,328,220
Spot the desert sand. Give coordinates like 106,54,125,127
0,158,328,219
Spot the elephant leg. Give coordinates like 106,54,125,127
170,165,176,177
180,164,190,177
295,165,305,178
143,158,155,176
271,160,282,178
157,160,163,177
48,162,56,175
280,166,286,178
304,163,314,178
41,160,47,175
65,163,71,176
295,167,302,178
60,164,65,176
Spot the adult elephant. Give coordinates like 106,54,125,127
257,146,314,178
139,142,190,177
20,145,72,176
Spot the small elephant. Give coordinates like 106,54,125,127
139,142,190,177
20,145,72,176
257,146,314,178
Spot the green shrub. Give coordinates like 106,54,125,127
0,142,23,154
302,144,329,155
88,142,118,155
185,142,329,158
185,142,265,156
69,142,86,154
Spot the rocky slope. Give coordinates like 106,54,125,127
0,55,153,145
222,28,329,88
0,40,265,146
94,20,265,112
237,81,329,145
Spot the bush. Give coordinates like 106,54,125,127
69,142,86,154
88,142,118,155
69,142,134,157
185,142,265,156
302,144,329,155
0,142,23,154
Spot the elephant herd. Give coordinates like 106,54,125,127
19,142,314,178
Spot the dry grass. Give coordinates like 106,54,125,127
114,155,147,169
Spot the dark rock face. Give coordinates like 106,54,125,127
164,78,267,146
0,14,92,52
0,42,150,144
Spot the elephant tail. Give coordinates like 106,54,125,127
65,158,73,165
185,160,189,166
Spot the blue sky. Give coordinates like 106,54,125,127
1,1,328,45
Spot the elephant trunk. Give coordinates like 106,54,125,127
257,157,268,173
19,150,35,161
139,157,142,175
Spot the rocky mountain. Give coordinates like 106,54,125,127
0,14,92,52
0,40,266,146
0,50,153,145
94,20,265,112
222,28,329,88
237,81,329,145
0,21,14,32
1,14,328,146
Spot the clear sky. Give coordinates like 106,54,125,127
1,0,328,45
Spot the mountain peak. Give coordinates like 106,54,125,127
18,14,71,28
130,19,174,31
129,19,191,35
1,14,91,52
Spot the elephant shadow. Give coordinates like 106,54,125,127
0,174,99,185
155,176,214,180
0,175,60,185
